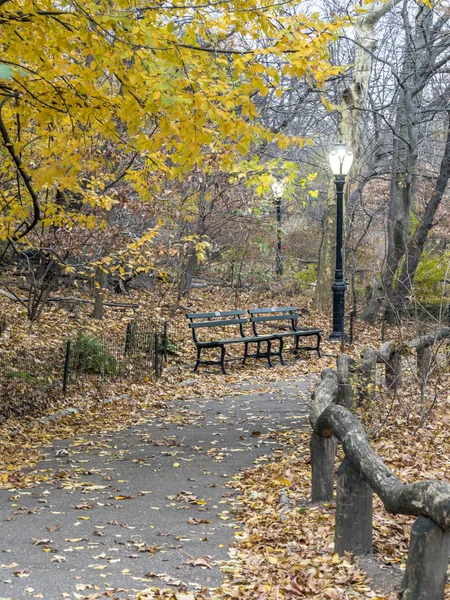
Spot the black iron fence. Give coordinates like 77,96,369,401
62,320,171,392
0,318,180,421
0,341,63,419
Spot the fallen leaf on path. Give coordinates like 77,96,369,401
184,556,215,569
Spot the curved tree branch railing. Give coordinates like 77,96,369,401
309,363,450,600
361,327,450,393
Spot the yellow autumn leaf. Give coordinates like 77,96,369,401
274,476,292,487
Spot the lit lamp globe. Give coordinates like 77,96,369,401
271,181,284,198
328,143,354,178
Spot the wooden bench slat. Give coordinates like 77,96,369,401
251,314,300,323
189,318,247,328
275,329,322,335
186,310,245,319
248,307,296,314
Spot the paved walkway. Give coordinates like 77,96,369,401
0,377,313,599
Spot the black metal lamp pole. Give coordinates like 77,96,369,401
271,181,284,277
275,195,283,276
327,142,353,343
328,175,346,341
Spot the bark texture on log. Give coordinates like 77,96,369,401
361,346,377,375
315,404,450,530
310,433,337,503
336,354,356,408
309,369,339,430
336,354,356,380
384,350,402,391
417,346,433,381
360,346,377,402
399,516,450,600
378,341,394,362
335,457,373,556
92,267,107,320
410,327,450,351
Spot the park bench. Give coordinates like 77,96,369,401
186,310,276,374
248,307,322,363
187,307,322,374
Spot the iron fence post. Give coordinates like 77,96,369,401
124,322,132,356
63,340,71,393
154,333,159,378
163,321,168,361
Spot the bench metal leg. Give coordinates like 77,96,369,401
266,340,273,368
294,335,300,355
220,345,227,375
194,347,202,372
278,337,285,366
243,342,248,365
316,334,321,358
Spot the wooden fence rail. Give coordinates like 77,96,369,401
309,358,450,600
360,326,450,393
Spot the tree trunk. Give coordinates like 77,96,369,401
92,266,107,320
391,111,450,313
360,280,384,325
178,181,207,299
178,252,197,300
315,179,337,311
363,5,435,324
315,0,402,312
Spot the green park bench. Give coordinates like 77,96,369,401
186,307,322,374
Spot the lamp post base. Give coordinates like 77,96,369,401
329,279,346,342
327,331,348,342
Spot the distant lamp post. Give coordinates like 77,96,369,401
271,181,284,276
327,142,354,342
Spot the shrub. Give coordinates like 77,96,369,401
413,248,450,305
294,264,318,289
72,333,118,375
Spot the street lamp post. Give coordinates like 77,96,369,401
271,181,284,277
327,143,354,342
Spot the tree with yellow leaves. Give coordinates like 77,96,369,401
0,0,343,243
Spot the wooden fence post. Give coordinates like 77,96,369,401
360,346,377,403
399,516,450,600
336,354,355,409
385,350,402,391
416,346,433,381
335,457,373,556
310,433,337,503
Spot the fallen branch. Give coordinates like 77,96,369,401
0,288,22,302
46,297,139,308
0,290,138,309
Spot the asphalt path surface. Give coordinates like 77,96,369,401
0,376,313,600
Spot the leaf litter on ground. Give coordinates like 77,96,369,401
0,286,449,598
